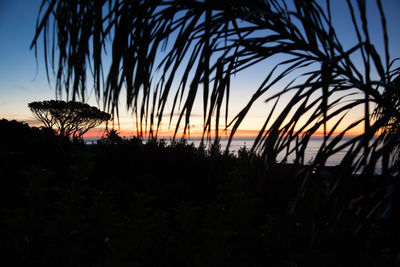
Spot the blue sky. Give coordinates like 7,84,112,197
0,0,50,123
0,0,399,137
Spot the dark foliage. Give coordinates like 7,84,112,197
1,120,399,266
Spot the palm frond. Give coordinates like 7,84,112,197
31,0,399,175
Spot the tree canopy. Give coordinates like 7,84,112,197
30,0,400,175
28,100,111,139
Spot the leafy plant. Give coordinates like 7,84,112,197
99,129,124,144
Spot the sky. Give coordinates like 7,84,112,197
0,0,399,139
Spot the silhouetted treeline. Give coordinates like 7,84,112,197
1,119,399,267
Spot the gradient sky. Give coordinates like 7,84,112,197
1,0,399,138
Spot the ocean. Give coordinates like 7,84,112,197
85,136,357,167
187,137,350,166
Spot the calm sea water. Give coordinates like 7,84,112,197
187,137,350,166
85,136,356,167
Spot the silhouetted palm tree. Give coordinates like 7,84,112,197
101,128,123,144
31,0,399,196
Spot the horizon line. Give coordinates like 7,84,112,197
83,128,362,140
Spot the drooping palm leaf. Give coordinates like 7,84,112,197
31,0,400,233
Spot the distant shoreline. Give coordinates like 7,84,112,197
83,135,359,143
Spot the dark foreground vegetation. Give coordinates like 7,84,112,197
1,119,399,267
